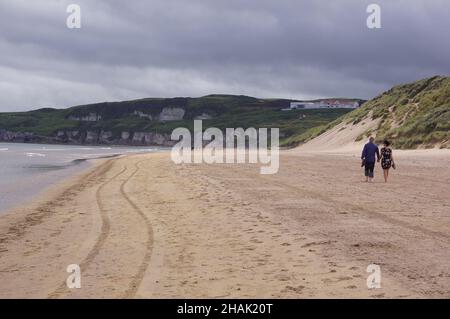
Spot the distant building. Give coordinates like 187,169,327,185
289,102,317,109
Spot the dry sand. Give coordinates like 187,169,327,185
298,112,381,153
0,149,449,298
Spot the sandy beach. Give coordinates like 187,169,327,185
0,149,449,298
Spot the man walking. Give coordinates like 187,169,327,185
361,137,380,183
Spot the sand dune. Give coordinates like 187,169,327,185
298,113,381,153
0,149,449,298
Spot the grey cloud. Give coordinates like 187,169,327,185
0,0,449,111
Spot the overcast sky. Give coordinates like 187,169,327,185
0,0,449,111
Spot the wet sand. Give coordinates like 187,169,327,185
0,149,449,298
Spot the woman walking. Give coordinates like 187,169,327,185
380,140,395,183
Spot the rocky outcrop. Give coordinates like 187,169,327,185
131,132,150,144
69,108,191,124
133,110,153,120
0,129,175,147
84,131,99,144
130,131,175,146
0,130,39,143
99,131,114,143
68,113,101,122
152,133,169,145
157,107,185,121
119,131,131,144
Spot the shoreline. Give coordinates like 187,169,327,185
0,141,166,216
0,155,110,226
0,154,122,216
0,149,449,298
0,140,172,148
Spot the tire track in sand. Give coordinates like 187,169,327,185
48,160,127,298
120,160,154,298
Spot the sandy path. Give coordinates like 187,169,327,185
0,150,449,298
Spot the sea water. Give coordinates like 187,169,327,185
0,143,164,214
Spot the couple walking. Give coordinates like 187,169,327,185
361,137,395,183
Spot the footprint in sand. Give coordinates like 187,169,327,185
284,285,305,293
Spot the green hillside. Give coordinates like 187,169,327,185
0,95,354,146
291,76,450,149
